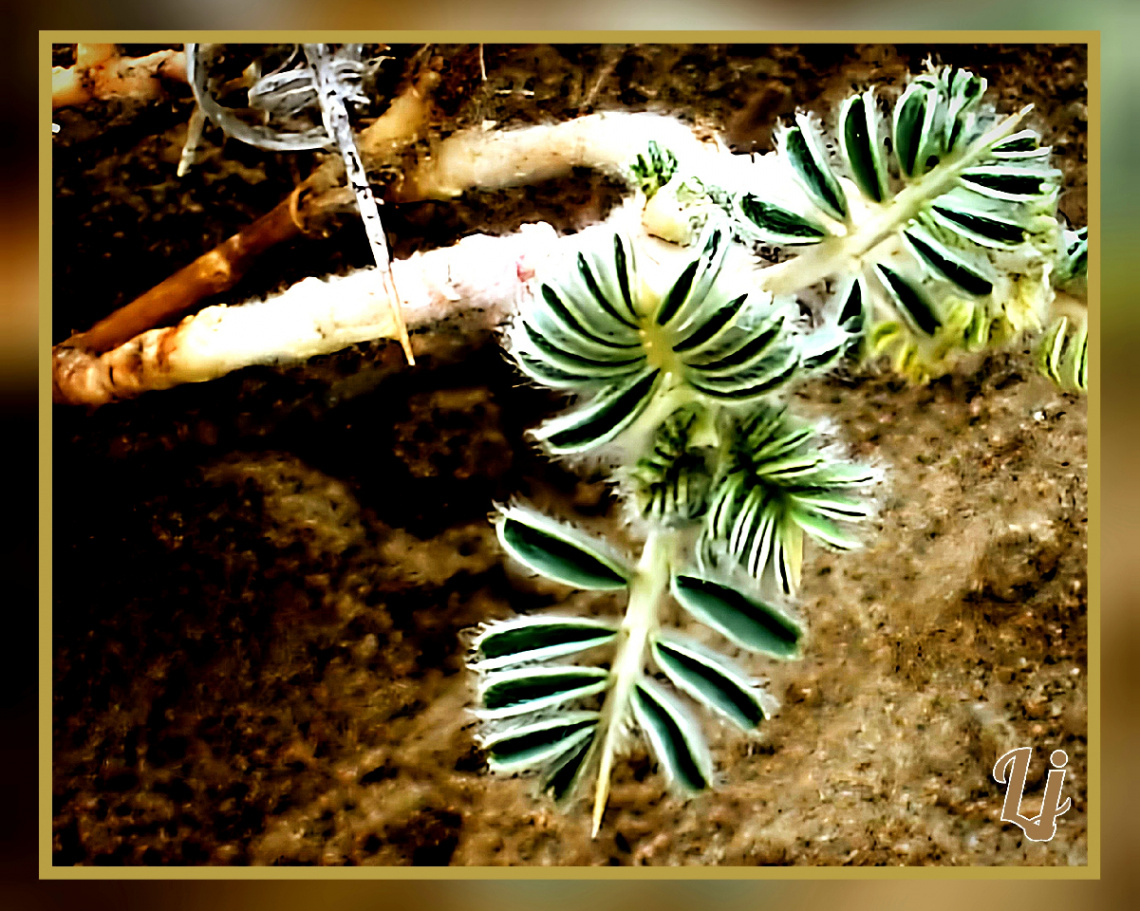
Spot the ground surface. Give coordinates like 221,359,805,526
51,43,1088,866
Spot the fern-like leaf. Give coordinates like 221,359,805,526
639,62,1086,391
701,406,876,594
507,226,807,453
626,404,713,526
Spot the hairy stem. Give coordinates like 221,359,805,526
591,528,671,838
392,112,706,203
756,106,1033,297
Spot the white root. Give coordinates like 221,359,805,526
55,109,720,408
394,112,708,201
52,223,568,407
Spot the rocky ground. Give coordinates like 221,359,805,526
51,42,1087,866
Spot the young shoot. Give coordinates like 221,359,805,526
468,222,874,835
466,60,1085,838
640,63,1089,390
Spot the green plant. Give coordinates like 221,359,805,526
641,62,1089,391
465,61,1086,837
466,221,875,835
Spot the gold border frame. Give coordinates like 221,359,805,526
40,30,1100,879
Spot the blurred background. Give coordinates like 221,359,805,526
8,0,1133,907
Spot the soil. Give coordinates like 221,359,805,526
51,43,1088,867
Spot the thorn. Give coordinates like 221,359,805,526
381,265,416,365
591,792,606,839
177,105,208,179
591,745,614,839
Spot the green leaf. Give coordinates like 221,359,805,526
513,350,604,390
747,449,829,484
737,405,789,452
902,227,994,297
736,194,829,244
789,505,862,551
671,292,748,355
479,666,610,718
610,233,639,322
774,516,804,596
792,461,880,489
960,165,1062,202
989,129,1051,159
682,311,786,371
484,713,599,773
944,67,986,152
472,615,619,671
682,312,788,376
706,472,746,543
533,367,663,454
893,83,930,178
840,90,887,203
685,347,800,401
629,405,712,526
1055,226,1088,285
788,489,874,522
749,422,815,463
799,324,851,371
837,275,868,336
631,679,712,792
738,499,778,579
658,226,734,333
671,571,803,658
537,284,643,354
543,732,595,802
928,200,1029,248
496,506,633,590
1037,316,1088,394
652,633,769,731
630,140,678,198
728,484,767,561
655,258,702,327
781,113,847,221
574,250,641,329
874,263,942,336
517,319,646,380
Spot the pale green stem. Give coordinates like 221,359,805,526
624,373,698,444
756,105,1034,297
590,527,672,838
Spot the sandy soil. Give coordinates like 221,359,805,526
51,43,1087,866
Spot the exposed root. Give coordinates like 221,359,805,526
58,102,705,359
53,223,562,407
52,44,187,110
57,68,439,356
